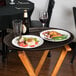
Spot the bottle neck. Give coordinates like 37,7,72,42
24,11,28,18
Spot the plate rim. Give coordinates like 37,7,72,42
12,35,44,48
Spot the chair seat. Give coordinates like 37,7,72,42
31,20,42,27
69,42,76,63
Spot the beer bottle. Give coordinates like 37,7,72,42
22,10,29,35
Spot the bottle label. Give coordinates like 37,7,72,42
24,10,28,18
22,24,27,34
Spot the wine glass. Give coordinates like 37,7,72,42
39,11,48,27
9,0,15,5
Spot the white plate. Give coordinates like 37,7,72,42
12,35,44,48
40,29,71,42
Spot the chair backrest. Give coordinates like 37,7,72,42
73,7,76,28
46,0,55,27
30,0,55,27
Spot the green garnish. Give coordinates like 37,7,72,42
33,38,38,42
24,37,28,41
52,35,68,40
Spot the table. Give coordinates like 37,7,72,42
4,27,73,76
0,0,34,61
0,0,34,29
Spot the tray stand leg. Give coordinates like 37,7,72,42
51,45,72,76
18,50,49,76
35,50,49,76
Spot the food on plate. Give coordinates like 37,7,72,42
18,37,39,47
26,38,36,46
42,31,68,40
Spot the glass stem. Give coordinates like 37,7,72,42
42,23,45,27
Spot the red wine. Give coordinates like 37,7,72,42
0,0,6,6
39,18,48,23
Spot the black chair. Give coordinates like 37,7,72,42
70,42,76,64
70,7,76,63
31,0,55,27
0,0,34,62
30,0,55,57
0,0,9,62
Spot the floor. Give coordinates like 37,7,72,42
0,47,76,76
